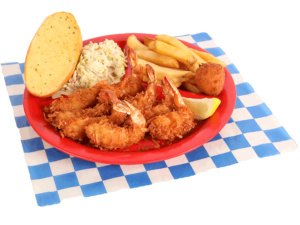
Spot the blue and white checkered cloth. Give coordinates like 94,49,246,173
1,32,298,207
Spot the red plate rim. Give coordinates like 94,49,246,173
23,33,236,165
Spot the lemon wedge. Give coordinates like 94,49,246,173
182,97,221,120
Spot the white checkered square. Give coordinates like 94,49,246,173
96,162,110,167
219,122,242,138
176,35,196,43
204,139,231,156
76,168,102,185
41,140,54,149
58,187,83,201
165,154,188,167
6,84,25,96
13,105,25,117
273,140,298,153
231,73,244,85
196,40,217,48
31,177,57,194
255,115,281,130
231,108,253,122
190,158,216,173
147,168,174,183
217,55,232,66
103,177,130,192
239,93,264,107
244,131,271,147
232,147,258,162
49,158,75,176
0,82,10,102
1,64,21,76
120,164,146,175
24,150,48,166
19,126,40,140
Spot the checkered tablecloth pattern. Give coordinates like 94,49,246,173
1,32,297,207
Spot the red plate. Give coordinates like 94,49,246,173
23,33,236,165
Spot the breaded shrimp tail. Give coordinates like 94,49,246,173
125,63,157,110
85,91,147,150
97,48,144,103
148,77,195,140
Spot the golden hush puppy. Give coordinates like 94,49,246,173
195,62,225,96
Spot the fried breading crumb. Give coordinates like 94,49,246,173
151,138,160,148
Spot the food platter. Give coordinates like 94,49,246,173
23,33,236,165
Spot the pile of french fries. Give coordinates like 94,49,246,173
126,34,226,93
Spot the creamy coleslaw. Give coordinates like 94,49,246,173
61,39,127,94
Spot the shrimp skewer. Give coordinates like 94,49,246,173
148,77,195,140
85,91,147,150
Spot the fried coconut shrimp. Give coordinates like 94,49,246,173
98,47,144,102
44,80,108,114
56,93,128,141
142,74,177,120
89,63,156,134
195,62,225,96
85,91,147,150
148,77,195,141
106,90,128,126
46,102,110,128
126,64,157,112
59,117,106,141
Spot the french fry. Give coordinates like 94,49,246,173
144,36,155,47
143,74,182,88
178,62,189,71
183,81,203,94
126,35,148,50
138,58,193,84
189,48,227,67
188,78,196,84
172,81,182,88
148,40,197,66
156,34,191,51
136,49,179,69
185,62,200,73
155,34,206,68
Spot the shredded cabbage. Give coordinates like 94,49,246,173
61,39,127,94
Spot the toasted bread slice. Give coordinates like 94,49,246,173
25,12,82,97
